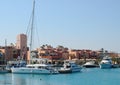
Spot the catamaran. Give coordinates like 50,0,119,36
11,58,58,74
11,0,58,74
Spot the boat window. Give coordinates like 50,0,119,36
72,66,75,68
27,66,34,68
38,66,42,68
45,67,50,70
66,66,71,68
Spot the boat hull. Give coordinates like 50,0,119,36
112,64,119,68
99,63,112,69
58,69,72,74
11,67,58,74
83,65,98,68
58,67,81,74
0,70,9,73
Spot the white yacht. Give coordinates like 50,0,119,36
83,61,98,68
99,56,112,69
11,58,58,74
58,60,82,73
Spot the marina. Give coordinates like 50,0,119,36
0,0,120,85
1,68,120,85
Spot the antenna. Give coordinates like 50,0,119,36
4,39,7,64
5,39,7,47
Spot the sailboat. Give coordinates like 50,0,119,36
11,0,58,74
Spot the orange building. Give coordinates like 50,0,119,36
16,34,27,60
0,46,16,63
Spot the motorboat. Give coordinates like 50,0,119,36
0,65,9,73
112,64,119,68
99,56,112,69
58,60,82,73
83,61,98,68
11,58,58,74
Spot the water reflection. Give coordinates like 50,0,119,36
1,68,120,85
12,74,51,85
0,73,79,85
12,74,26,85
0,73,12,85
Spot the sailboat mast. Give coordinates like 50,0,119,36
30,0,35,61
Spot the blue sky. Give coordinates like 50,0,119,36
0,0,120,52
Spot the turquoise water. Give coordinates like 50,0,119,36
0,68,120,85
